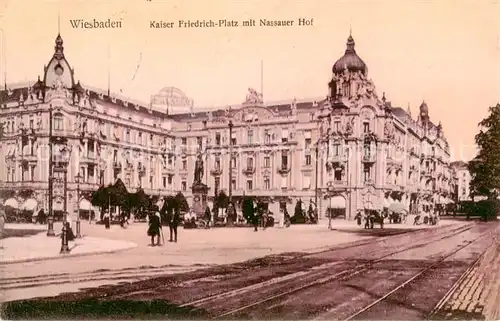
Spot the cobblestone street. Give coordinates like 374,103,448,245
434,228,500,320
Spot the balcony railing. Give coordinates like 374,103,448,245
242,167,255,175
362,154,376,163
277,166,290,175
210,167,222,176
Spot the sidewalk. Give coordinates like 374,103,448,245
0,224,137,264
433,225,500,320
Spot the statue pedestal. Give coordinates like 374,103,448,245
191,183,209,218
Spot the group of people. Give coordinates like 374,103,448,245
146,208,181,246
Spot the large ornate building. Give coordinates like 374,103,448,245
0,33,457,220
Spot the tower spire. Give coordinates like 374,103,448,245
58,12,60,34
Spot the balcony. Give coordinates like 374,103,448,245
81,153,98,164
277,166,290,175
242,167,255,175
210,167,223,176
362,154,376,163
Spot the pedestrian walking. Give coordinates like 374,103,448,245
169,209,180,242
0,204,5,241
147,211,161,246
103,210,110,229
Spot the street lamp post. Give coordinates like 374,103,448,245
47,106,56,237
59,167,70,254
227,120,234,224
328,183,334,230
75,173,82,238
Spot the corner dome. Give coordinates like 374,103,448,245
332,35,367,75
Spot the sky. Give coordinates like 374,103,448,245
0,0,499,162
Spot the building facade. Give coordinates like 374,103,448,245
0,33,457,220
451,161,471,201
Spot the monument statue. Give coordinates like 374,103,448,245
193,153,204,185
243,88,263,105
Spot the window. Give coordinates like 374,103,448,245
231,137,237,145
305,138,312,149
113,150,118,163
364,167,371,182
281,129,289,143
264,156,270,167
182,160,187,170
231,178,237,190
333,144,340,156
247,130,253,144
246,180,253,190
231,157,236,168
138,132,142,144
363,122,370,133
149,176,154,188
54,114,63,131
125,130,130,142
305,154,312,166
264,129,271,144
100,170,104,185
215,132,221,145
150,134,154,144
247,157,254,169
334,121,341,132
197,137,203,149
214,177,220,189
162,176,167,188
364,144,371,157
181,137,187,145
168,175,173,185
29,119,34,129
335,169,342,181
264,177,270,190
215,157,221,170
281,152,288,169
181,181,187,191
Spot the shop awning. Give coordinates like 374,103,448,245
79,199,92,211
4,198,19,209
22,198,38,211
329,196,346,209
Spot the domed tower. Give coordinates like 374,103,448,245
418,101,430,125
329,33,368,100
43,34,75,89
332,34,367,75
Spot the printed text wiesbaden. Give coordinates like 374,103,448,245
70,19,123,29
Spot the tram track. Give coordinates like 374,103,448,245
338,229,494,321
169,223,477,319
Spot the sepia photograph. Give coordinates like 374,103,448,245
0,0,499,319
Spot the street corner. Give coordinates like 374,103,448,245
0,232,138,265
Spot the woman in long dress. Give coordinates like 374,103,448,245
147,212,161,246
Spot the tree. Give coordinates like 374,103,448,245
174,192,189,213
469,104,500,197
215,190,229,209
242,196,255,223
469,103,500,221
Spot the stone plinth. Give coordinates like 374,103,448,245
191,183,209,218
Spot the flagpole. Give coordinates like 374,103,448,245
260,60,263,103
107,44,111,97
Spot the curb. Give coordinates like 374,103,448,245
0,242,137,266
